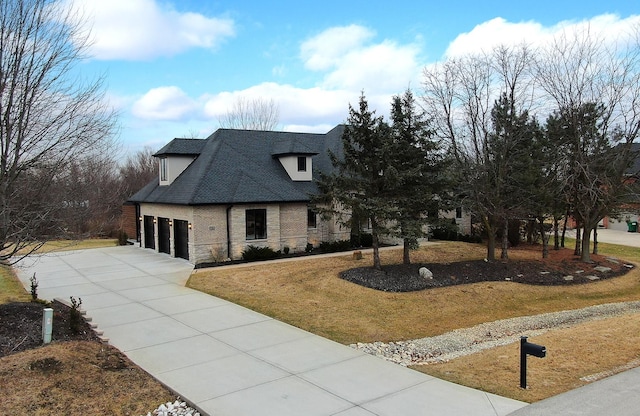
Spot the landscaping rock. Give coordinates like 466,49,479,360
351,301,640,366
563,275,574,281
419,267,433,279
594,266,612,273
586,275,600,280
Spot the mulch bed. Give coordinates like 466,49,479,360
341,245,634,292
0,300,101,358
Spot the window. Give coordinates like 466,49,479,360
297,156,307,172
307,208,317,228
160,158,167,181
456,207,462,219
246,209,267,240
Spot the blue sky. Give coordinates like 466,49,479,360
64,0,639,153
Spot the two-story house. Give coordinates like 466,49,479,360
127,126,349,264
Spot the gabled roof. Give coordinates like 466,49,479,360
129,125,344,205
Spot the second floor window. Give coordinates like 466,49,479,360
160,158,168,181
246,209,267,240
297,156,307,172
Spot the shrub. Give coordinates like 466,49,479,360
430,221,482,244
242,245,280,261
351,233,373,247
305,243,313,253
319,239,352,253
283,246,290,255
117,230,128,246
30,273,38,301
69,296,83,334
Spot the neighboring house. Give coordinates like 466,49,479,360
128,126,349,264
606,143,640,232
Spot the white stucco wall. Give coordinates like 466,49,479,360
159,155,196,186
278,155,312,181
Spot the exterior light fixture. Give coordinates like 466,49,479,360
153,217,157,224
169,220,173,226
188,223,192,229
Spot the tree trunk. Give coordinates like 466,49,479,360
553,216,560,250
371,220,382,270
526,219,535,244
483,216,496,261
403,238,411,265
501,217,509,260
593,227,598,255
574,225,581,256
539,218,550,258
561,212,569,248
580,225,592,262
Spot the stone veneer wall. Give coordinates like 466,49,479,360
138,203,194,259
229,204,281,259
278,203,308,254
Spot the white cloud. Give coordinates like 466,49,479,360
202,82,357,127
132,86,198,120
445,14,640,58
301,25,375,71
300,25,423,93
65,0,235,60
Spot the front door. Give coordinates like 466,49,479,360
158,217,171,254
174,220,189,260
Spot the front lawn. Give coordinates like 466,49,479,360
187,241,640,344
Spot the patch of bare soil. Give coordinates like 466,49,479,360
0,301,174,414
0,300,99,357
341,245,633,292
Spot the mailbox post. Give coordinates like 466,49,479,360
520,336,546,389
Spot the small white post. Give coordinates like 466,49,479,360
42,308,53,344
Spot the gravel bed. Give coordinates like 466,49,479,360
350,301,640,366
142,399,200,416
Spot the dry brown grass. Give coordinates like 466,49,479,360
0,266,30,304
1,254,174,414
0,341,174,415
188,242,640,344
413,312,640,403
187,241,640,402
29,239,119,253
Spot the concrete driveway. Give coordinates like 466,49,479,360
15,245,526,416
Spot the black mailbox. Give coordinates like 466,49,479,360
522,341,546,358
520,336,546,388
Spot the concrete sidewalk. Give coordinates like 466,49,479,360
16,246,525,416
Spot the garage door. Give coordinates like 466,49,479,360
158,217,171,254
174,220,189,260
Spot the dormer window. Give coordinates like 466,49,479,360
297,156,307,172
160,158,168,181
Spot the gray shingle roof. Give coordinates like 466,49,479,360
154,138,206,156
129,125,344,205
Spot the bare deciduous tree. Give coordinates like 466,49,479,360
422,26,640,263
536,26,640,262
218,96,280,131
422,45,537,261
0,0,117,263
119,146,158,200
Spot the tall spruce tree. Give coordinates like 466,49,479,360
487,93,541,259
389,89,449,264
315,93,397,270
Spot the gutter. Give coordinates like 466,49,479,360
226,205,233,259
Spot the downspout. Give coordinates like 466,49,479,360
226,205,233,260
